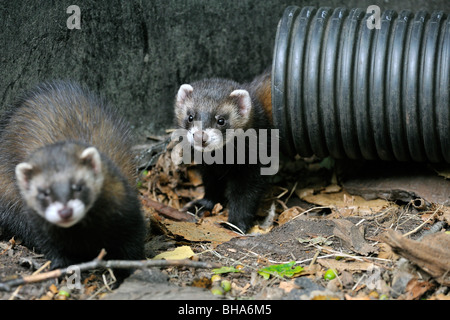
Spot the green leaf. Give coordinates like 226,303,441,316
323,268,337,280
212,266,241,274
257,261,303,280
319,157,335,170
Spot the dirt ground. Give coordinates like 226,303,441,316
1,142,449,300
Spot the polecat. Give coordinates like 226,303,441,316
0,81,146,269
174,69,277,232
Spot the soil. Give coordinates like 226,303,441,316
1,145,449,300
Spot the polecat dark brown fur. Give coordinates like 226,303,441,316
0,81,146,269
174,69,277,232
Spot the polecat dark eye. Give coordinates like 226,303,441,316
188,115,194,122
217,118,225,126
71,184,83,192
37,188,51,199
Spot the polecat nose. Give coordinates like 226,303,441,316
58,207,73,220
193,130,209,145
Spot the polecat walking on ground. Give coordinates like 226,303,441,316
0,81,146,269
174,70,277,232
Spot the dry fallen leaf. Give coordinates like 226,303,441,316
232,282,250,295
48,284,59,294
440,206,450,225
211,203,223,215
311,294,340,300
301,191,389,216
377,242,398,260
247,224,273,235
187,167,203,187
317,259,373,273
279,280,299,293
295,187,315,199
381,230,450,286
344,293,371,300
153,246,195,260
323,184,342,194
191,277,212,288
278,206,305,225
163,219,239,245
429,293,450,300
404,278,434,300
431,164,450,179
333,219,377,255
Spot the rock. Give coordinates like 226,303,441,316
284,277,343,300
102,269,221,300
391,271,415,298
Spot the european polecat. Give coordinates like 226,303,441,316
0,81,145,269
174,70,277,232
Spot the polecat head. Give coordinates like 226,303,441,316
15,142,104,228
174,79,253,152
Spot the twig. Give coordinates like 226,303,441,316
218,221,246,235
312,245,394,270
136,137,171,171
88,268,117,300
402,205,443,238
9,260,52,300
292,206,333,220
0,238,16,256
0,249,220,292
308,249,321,269
284,182,298,204
352,274,367,291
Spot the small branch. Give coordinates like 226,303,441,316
9,260,52,300
0,238,16,256
135,137,171,170
402,204,443,238
0,249,220,291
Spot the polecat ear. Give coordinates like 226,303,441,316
230,90,252,118
80,147,102,175
176,84,194,106
15,162,34,191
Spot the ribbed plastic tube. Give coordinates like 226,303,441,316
272,6,450,163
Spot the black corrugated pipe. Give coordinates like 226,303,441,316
272,6,450,163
